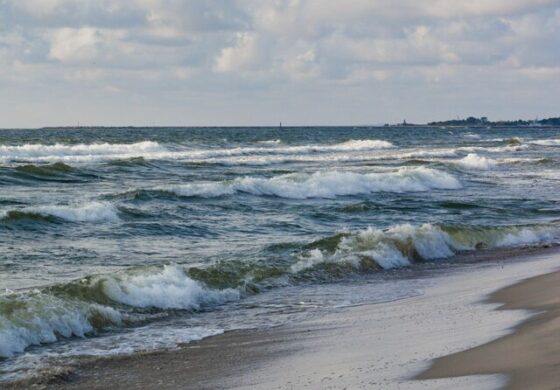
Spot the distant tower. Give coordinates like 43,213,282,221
280,121,282,129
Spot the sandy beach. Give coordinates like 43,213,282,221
7,250,559,390
418,270,560,389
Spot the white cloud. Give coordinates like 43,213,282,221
49,27,100,62
213,32,260,73
0,0,559,126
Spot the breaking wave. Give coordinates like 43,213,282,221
291,223,560,273
0,265,238,358
257,139,282,144
455,153,498,170
459,144,528,153
6,137,556,168
0,139,394,164
1,221,558,359
530,138,560,146
156,167,461,199
0,202,120,223
0,141,165,164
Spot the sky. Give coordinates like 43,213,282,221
1,0,559,127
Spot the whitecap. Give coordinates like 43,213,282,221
455,153,497,170
101,264,239,310
162,167,461,199
28,202,119,222
530,138,560,146
0,265,238,358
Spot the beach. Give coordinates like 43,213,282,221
3,1,560,388
419,268,560,389
10,249,559,389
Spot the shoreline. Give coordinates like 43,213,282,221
417,270,560,389
6,250,560,389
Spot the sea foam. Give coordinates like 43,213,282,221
163,167,461,199
0,139,393,164
0,265,238,358
456,153,498,170
1,202,120,223
530,138,560,146
0,141,165,163
291,223,560,272
101,264,239,310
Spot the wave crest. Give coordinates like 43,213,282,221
455,153,497,170
530,138,560,146
161,167,461,199
0,139,393,164
0,265,238,358
0,141,164,163
1,202,120,223
292,223,560,273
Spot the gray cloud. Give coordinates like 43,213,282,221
0,0,559,127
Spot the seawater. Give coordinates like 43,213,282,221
1,126,560,380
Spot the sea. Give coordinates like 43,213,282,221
1,126,560,382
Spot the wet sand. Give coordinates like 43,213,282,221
7,252,560,390
418,270,560,389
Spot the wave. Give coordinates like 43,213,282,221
189,141,541,167
160,139,394,162
505,137,523,146
194,139,394,158
499,157,556,165
14,162,74,176
0,139,393,164
155,167,461,199
459,144,528,153
3,138,540,169
2,221,558,359
291,222,560,273
455,153,497,170
0,141,165,163
0,265,238,358
106,156,152,167
257,139,282,144
530,138,560,146
0,202,120,223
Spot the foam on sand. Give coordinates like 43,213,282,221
241,252,560,390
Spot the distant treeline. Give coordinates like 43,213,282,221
427,116,560,126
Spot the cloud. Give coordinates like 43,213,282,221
0,0,559,126
213,32,260,73
49,27,100,62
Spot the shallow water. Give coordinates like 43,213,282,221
1,126,560,380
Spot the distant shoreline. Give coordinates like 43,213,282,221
0,122,557,131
